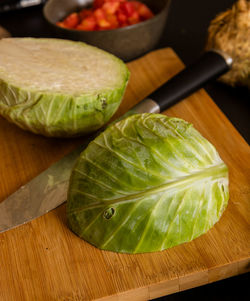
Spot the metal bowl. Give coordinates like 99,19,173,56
43,0,171,61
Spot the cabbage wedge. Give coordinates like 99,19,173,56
0,38,129,137
67,114,229,253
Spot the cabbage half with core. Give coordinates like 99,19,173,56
0,38,129,137
67,114,229,253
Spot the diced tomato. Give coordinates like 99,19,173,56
127,10,140,25
106,14,119,29
137,3,154,20
93,8,110,29
102,1,120,14
56,21,67,28
98,19,111,30
60,0,154,31
130,0,140,10
120,2,134,17
93,0,105,9
76,16,97,31
79,9,92,20
120,21,129,27
63,12,79,28
116,9,127,25
94,0,124,9
94,8,106,20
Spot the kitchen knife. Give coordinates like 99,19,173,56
0,50,232,233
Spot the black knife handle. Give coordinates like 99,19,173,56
148,50,233,112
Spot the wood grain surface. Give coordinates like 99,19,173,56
0,48,249,301
0,25,10,38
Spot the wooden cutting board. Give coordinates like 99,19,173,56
0,48,249,301
0,25,11,38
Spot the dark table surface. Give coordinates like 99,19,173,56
0,0,249,300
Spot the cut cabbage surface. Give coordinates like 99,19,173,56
67,113,229,254
0,38,129,137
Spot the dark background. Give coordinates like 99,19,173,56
0,0,249,300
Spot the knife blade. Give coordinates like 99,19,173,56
0,100,159,233
0,50,232,233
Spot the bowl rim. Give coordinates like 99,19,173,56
43,0,171,34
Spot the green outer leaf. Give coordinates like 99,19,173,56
0,38,129,137
67,114,229,253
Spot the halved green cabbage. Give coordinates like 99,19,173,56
67,114,229,253
0,38,129,137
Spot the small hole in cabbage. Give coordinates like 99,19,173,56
103,207,115,220
222,185,225,192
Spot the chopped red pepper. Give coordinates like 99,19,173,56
56,0,154,31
